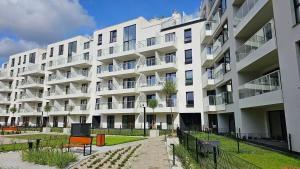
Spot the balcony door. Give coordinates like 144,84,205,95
107,115,115,128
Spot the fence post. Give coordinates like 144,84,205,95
213,146,217,169
171,143,175,166
186,133,189,150
289,133,292,151
195,138,199,163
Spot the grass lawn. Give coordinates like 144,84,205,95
94,135,145,146
1,134,145,152
194,132,300,169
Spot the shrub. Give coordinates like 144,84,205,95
22,149,77,168
174,145,198,169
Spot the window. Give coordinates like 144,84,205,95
185,49,192,64
97,65,102,74
295,0,300,23
80,99,87,110
147,37,156,46
29,52,36,63
123,96,135,108
166,94,176,107
123,24,136,51
95,98,100,110
18,56,21,65
166,72,176,83
166,114,172,127
23,55,26,64
41,64,46,71
84,42,90,49
263,23,272,41
186,92,194,107
110,30,117,43
185,70,193,86
96,82,101,92
165,32,175,42
146,94,156,106
107,115,114,128
123,78,136,89
123,60,136,70
107,97,113,109
98,34,102,45
122,115,135,129
97,49,102,57
11,58,15,67
147,75,156,86
83,52,89,60
108,80,113,90
108,63,113,72
68,41,77,56
184,28,192,43
165,52,176,63
42,53,46,60
80,116,86,124
59,45,64,55
146,56,156,66
50,47,53,57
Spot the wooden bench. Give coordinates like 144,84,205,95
64,136,93,156
2,126,18,132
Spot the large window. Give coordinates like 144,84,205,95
295,0,300,23
146,94,156,106
123,96,135,108
29,53,36,63
184,28,192,43
110,30,117,43
107,115,114,128
123,60,136,70
185,49,192,64
185,70,193,86
166,72,176,83
122,115,135,129
68,41,77,57
98,34,102,45
165,32,175,42
147,75,156,86
186,92,194,108
59,45,64,55
146,56,156,66
123,25,136,51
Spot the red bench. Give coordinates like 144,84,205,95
2,127,17,132
64,136,93,156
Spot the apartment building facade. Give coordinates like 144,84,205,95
0,0,300,152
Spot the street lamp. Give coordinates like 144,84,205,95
140,103,146,137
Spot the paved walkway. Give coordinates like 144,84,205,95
130,136,170,169
0,151,56,169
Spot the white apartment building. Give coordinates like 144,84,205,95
0,0,300,153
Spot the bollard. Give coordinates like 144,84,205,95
36,139,41,150
28,141,33,150
171,144,175,166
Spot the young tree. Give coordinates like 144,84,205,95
10,107,17,126
43,104,51,127
162,81,177,131
148,99,158,129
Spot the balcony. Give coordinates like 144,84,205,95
19,107,42,116
98,101,137,114
200,21,213,44
201,46,214,67
48,54,92,70
19,78,44,89
202,71,215,89
233,0,270,36
47,71,91,85
0,110,9,116
97,44,139,63
0,85,12,92
137,35,177,55
239,70,282,108
49,104,89,115
212,37,222,60
98,81,138,96
138,55,177,73
19,64,45,76
236,21,276,71
0,97,11,104
19,92,43,102
214,63,230,85
46,88,90,99
0,71,13,81
215,91,233,111
161,11,200,30
98,62,138,78
203,95,217,112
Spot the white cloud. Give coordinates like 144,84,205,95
0,0,95,59
0,38,41,58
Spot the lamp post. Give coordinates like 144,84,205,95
143,105,146,137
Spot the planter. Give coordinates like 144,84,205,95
149,129,160,137
63,128,71,135
42,127,51,133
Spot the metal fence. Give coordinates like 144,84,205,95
177,129,262,169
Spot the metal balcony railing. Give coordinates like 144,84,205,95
239,70,281,99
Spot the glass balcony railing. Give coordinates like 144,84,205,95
234,0,259,26
236,21,274,62
137,35,176,49
239,70,281,99
216,91,233,105
48,53,91,68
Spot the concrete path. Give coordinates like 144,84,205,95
130,136,170,169
0,151,56,169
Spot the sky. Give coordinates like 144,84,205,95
0,0,202,64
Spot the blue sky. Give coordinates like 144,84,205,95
0,0,202,64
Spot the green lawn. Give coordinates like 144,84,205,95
1,134,145,152
92,135,145,146
194,132,300,169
